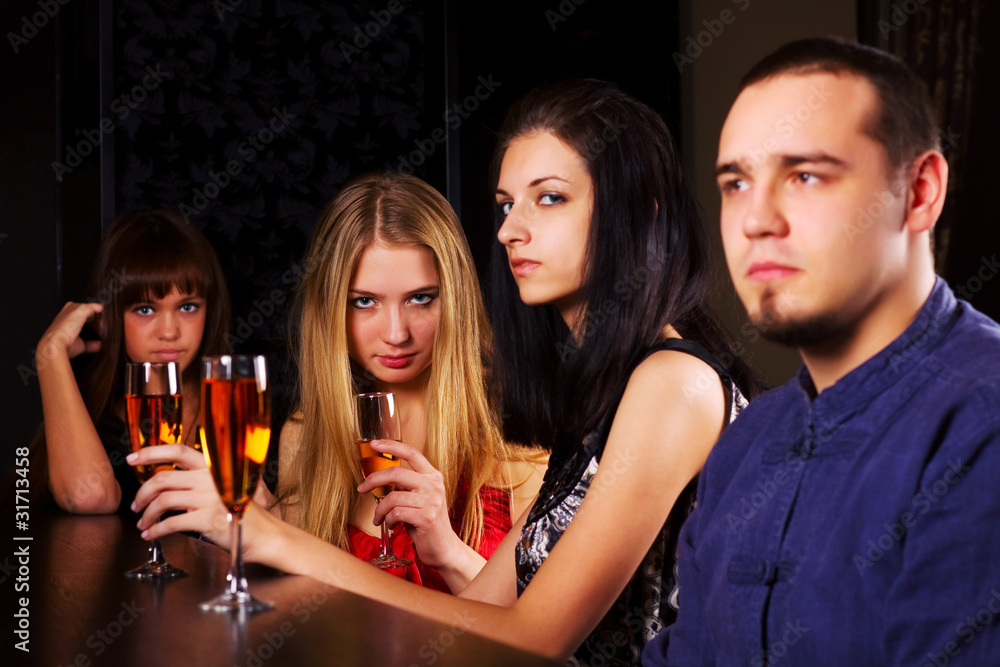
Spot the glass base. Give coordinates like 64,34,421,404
369,554,412,569
200,590,274,613
125,561,187,580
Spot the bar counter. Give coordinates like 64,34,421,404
3,510,559,666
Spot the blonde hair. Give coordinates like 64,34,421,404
285,171,508,550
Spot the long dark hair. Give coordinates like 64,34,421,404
26,210,231,499
487,79,761,455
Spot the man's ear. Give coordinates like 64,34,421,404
903,149,949,234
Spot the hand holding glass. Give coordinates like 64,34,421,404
357,392,412,569
199,355,273,612
124,361,187,579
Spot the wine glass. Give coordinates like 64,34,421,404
124,361,188,579
199,354,273,613
356,391,412,569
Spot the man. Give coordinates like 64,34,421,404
644,37,1000,666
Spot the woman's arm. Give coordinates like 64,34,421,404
134,348,725,660
358,443,547,593
37,302,121,514
360,442,497,594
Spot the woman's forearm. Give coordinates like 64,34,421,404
37,352,120,513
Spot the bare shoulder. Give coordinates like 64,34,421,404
604,345,727,481
279,412,305,456
623,346,727,426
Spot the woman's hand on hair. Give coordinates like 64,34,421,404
127,445,231,547
38,301,103,362
359,440,465,571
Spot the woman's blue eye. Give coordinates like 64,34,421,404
180,303,199,313
134,305,153,316
352,296,375,309
410,293,434,306
499,201,513,215
539,193,564,205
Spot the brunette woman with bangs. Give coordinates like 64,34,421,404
30,210,230,514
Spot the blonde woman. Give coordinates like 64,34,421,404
134,81,756,664
132,172,543,594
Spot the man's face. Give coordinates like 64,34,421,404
716,71,911,349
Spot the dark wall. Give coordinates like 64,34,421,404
2,0,63,465
450,0,682,271
109,1,448,436
936,3,1000,320
2,0,681,477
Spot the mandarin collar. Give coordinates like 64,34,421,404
793,277,958,423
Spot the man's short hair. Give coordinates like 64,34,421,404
739,37,940,170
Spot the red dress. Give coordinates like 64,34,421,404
347,479,511,592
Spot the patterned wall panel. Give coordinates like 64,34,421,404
114,0,430,352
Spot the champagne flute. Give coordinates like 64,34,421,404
124,361,187,579
199,354,273,613
356,391,412,569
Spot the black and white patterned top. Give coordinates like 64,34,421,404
515,339,747,667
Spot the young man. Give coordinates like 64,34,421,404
644,37,1000,666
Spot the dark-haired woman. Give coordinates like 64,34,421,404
484,78,760,664
32,210,231,514
131,80,759,665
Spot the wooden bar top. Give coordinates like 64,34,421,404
3,511,559,666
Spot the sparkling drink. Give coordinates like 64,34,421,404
357,439,401,499
355,391,411,569
199,354,273,613
200,377,271,513
123,361,187,580
126,394,183,481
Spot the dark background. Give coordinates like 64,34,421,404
2,0,997,477
0,0,682,474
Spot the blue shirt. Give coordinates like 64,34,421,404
644,278,1000,666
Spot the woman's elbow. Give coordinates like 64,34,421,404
54,480,121,514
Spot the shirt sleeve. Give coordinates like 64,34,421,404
881,419,1000,664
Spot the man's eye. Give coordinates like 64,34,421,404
719,178,747,193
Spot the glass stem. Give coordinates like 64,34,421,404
227,510,249,598
148,537,166,566
375,497,392,559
